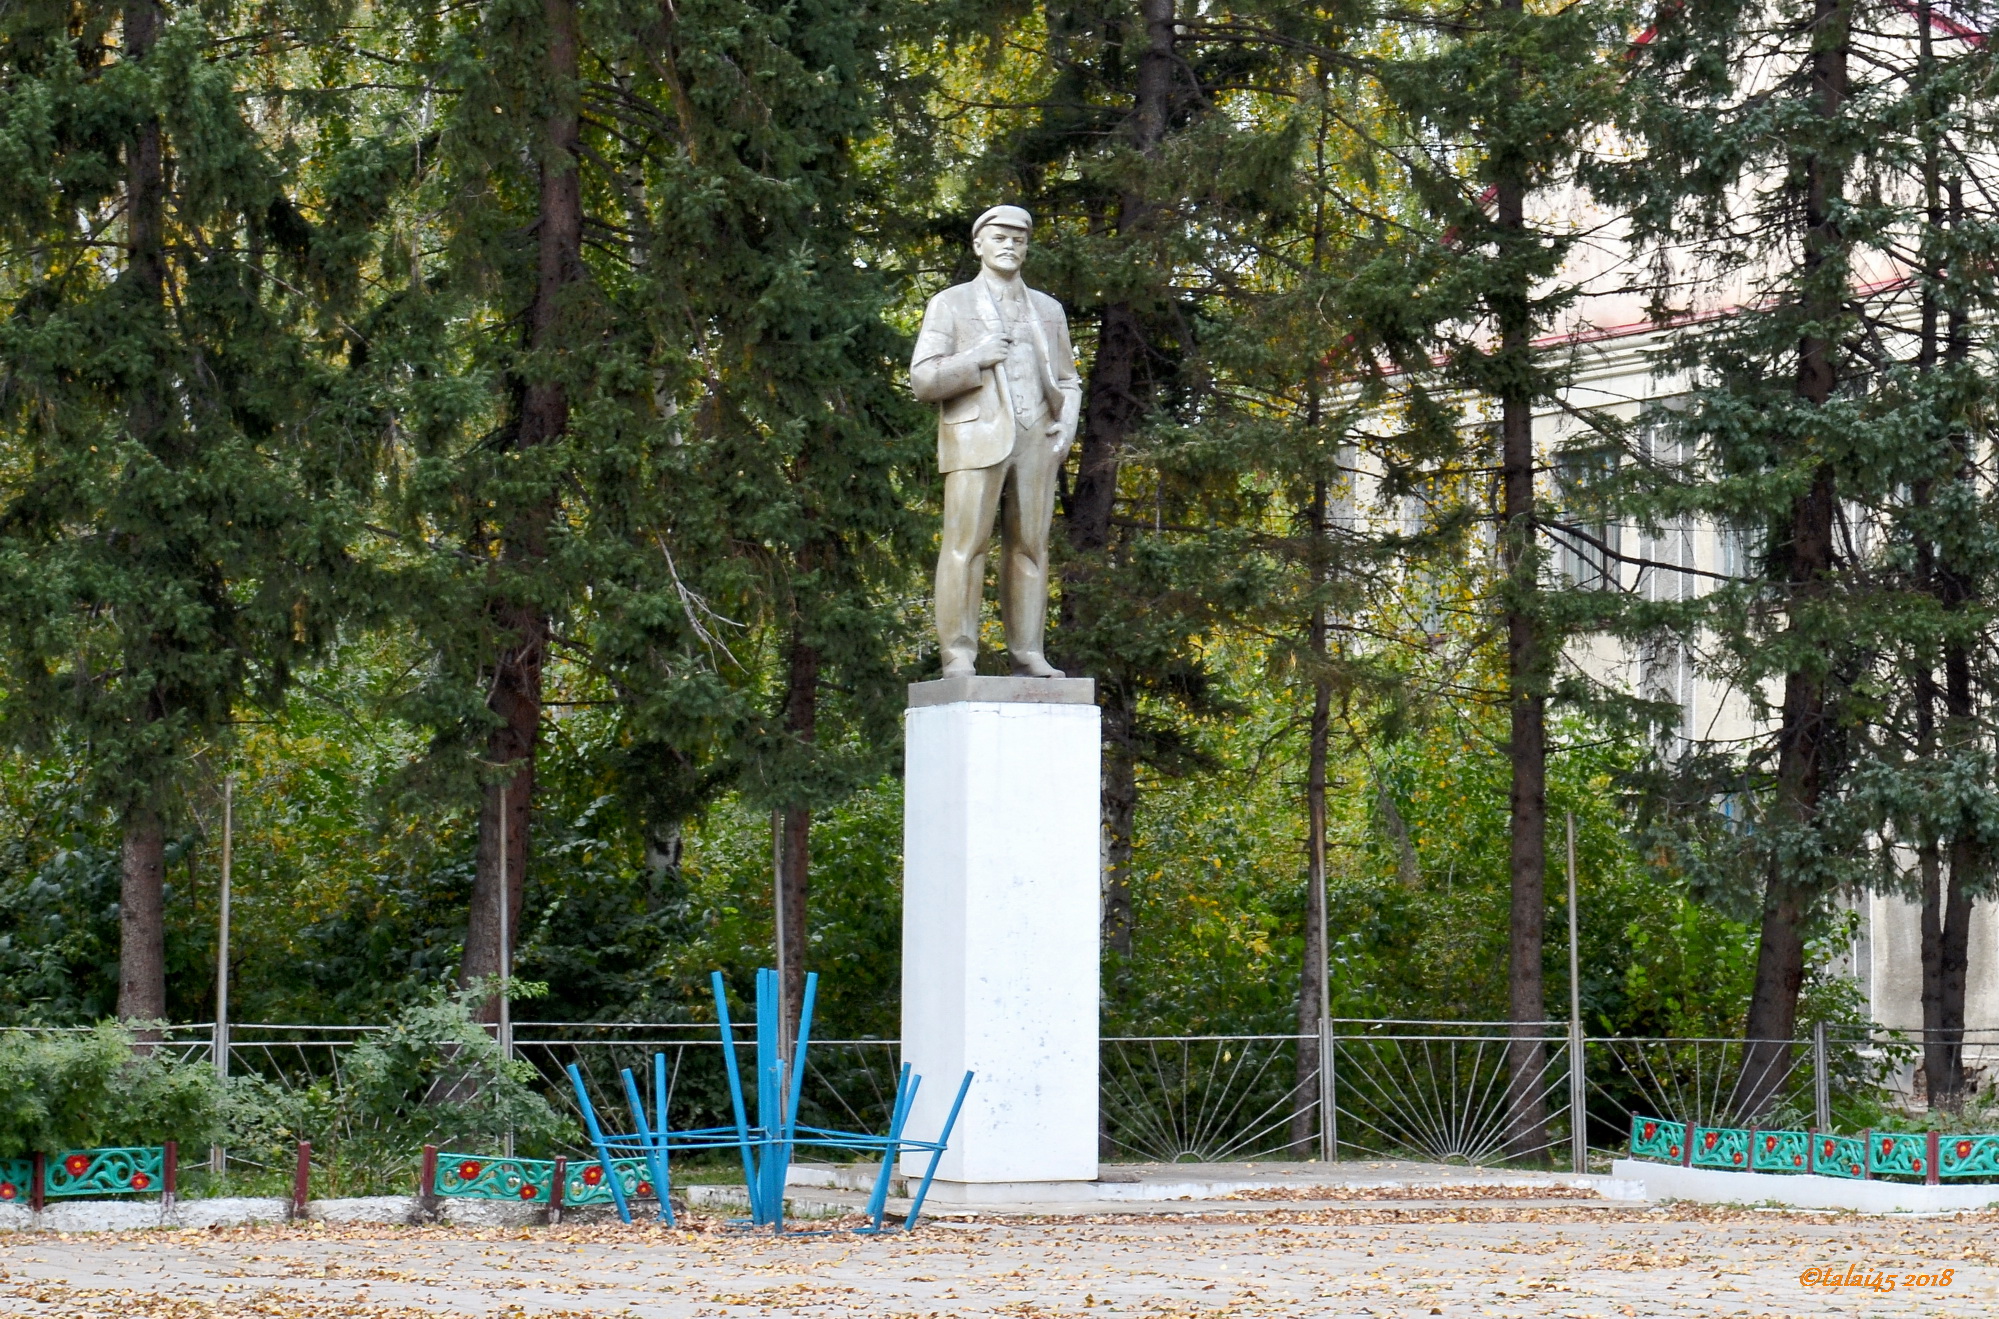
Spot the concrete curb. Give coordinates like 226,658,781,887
1612,1158,1999,1213
785,1162,1647,1204
683,1184,854,1219
0,1194,538,1232
176,1197,293,1227
313,1196,421,1225
0,1196,290,1231
0,1167,1658,1231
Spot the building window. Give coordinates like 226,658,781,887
1555,450,1619,590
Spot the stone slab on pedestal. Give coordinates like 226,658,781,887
907,675,1097,708
901,676,1099,1190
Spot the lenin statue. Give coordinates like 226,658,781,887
910,205,1082,679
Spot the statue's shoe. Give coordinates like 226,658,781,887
1011,654,1065,679
941,659,976,679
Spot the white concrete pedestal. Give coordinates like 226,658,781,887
900,676,1100,1196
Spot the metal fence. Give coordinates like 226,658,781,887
509,1024,904,1138
1096,1023,1982,1168
32,1019,1976,1172
1099,1024,1584,1166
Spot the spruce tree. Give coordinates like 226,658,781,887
1157,43,1406,1142
1839,3,1999,1110
451,0,591,1019
372,0,928,1023
583,0,928,1031
1358,0,1631,1156
0,0,378,1023
943,0,1341,966
1605,0,1998,1111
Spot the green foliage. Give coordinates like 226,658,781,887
0,1023,221,1158
218,985,574,1194
0,0,376,821
328,985,570,1161
0,992,568,1191
1109,655,1874,1040
619,784,905,1039
0,763,124,1023
1594,0,1999,1042
0,0,1972,1091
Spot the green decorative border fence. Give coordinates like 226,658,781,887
0,1146,173,1207
428,1150,653,1206
1629,1116,1999,1184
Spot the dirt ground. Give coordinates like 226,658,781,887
0,1203,1992,1318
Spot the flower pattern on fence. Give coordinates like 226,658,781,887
1630,1118,1999,1181
564,1158,652,1205
0,1148,166,1200
1816,1132,1868,1179
1938,1134,1999,1179
1690,1125,1751,1170
1871,1132,1926,1178
44,1147,163,1196
436,1156,555,1202
1750,1129,1810,1173
1627,1117,1685,1163
435,1152,652,1205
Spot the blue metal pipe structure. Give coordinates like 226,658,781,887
565,1062,632,1223
755,968,783,1221
618,1067,674,1225
711,970,760,1216
652,1050,667,1145
651,1050,671,1216
561,968,971,1236
770,970,818,1222
786,973,819,1138
861,1064,915,1231
905,1069,975,1231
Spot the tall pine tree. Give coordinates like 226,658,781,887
0,0,379,1023
1606,0,1996,1110
1363,0,1631,1155
371,0,928,1023
1838,0,1999,1110
941,0,1339,970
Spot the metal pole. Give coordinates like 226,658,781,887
499,794,512,1159
1567,812,1586,1174
1319,1016,1337,1163
772,808,792,1064
1311,713,1331,1163
291,1141,311,1220
212,775,233,1177
1813,1020,1831,1132
498,793,511,1061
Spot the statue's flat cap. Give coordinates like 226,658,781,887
972,205,1034,238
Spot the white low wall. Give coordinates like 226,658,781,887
179,1197,293,1227
0,1195,428,1231
1613,1158,1999,1213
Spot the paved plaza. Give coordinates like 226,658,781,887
0,1201,1994,1318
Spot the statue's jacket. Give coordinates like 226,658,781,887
910,279,1079,474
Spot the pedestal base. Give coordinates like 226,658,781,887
900,677,1100,1185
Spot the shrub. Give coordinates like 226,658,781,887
0,990,574,1193
306,983,574,1187
0,1023,223,1158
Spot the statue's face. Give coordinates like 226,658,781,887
973,223,1029,276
